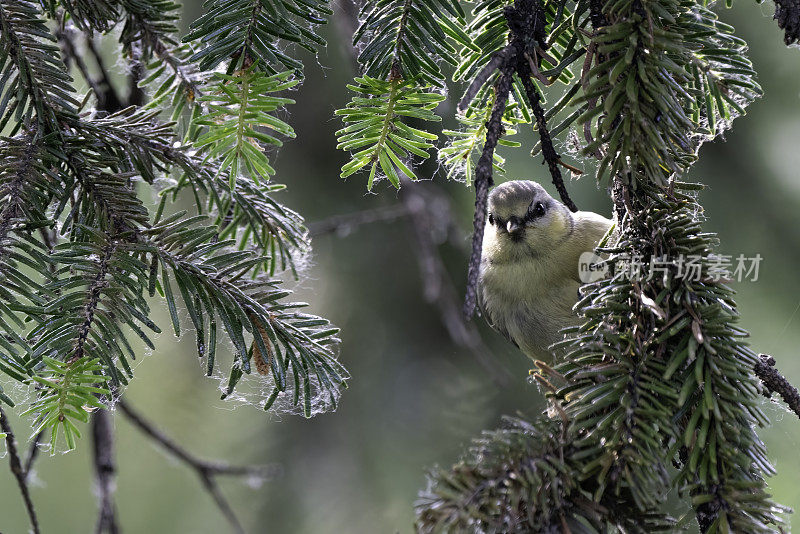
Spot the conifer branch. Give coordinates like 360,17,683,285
0,133,38,243
0,0,78,132
417,416,675,532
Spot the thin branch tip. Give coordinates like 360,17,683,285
0,407,41,534
118,399,275,534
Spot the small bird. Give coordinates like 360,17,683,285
478,180,613,362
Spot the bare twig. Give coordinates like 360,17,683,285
92,409,120,534
755,354,800,419
0,407,41,534
517,71,578,212
308,204,410,237
118,400,278,534
463,70,513,318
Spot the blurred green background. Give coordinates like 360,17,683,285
3,1,800,532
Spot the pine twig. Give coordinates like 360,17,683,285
0,407,41,534
118,400,278,534
755,354,800,419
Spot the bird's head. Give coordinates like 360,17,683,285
482,180,572,264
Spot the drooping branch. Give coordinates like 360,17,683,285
462,70,513,318
0,407,41,534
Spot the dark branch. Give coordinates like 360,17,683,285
517,71,578,212
118,400,278,534
462,69,513,318
85,35,124,113
755,354,800,419
92,409,119,534
0,407,41,534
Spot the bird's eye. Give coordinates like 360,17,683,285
529,201,546,218
488,213,494,225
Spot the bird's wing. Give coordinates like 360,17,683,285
477,285,519,348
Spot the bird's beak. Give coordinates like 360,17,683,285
506,219,523,237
